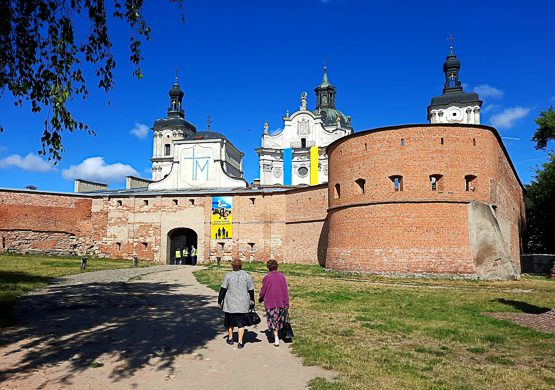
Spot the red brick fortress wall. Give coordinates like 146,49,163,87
0,190,101,256
325,124,524,279
284,185,328,265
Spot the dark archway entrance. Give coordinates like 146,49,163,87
168,228,198,265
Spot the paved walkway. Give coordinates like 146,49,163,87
486,309,555,334
0,266,333,389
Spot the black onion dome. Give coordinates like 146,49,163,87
169,82,184,99
443,53,461,72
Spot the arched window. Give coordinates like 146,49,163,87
465,175,477,191
429,174,444,191
301,138,307,148
389,175,403,192
355,178,366,194
164,144,171,156
334,183,341,199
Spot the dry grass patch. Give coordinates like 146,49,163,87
195,263,555,389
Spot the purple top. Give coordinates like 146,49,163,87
259,270,289,310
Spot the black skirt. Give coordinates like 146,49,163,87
224,312,250,328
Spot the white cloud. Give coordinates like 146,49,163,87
62,157,138,184
473,84,504,99
0,153,53,172
481,103,501,114
130,122,150,139
490,107,531,129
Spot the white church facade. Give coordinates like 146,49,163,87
256,68,353,186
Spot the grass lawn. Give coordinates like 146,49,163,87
195,263,555,390
0,254,150,328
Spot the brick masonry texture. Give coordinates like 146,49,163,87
0,124,525,279
325,124,524,278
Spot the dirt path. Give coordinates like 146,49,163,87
0,266,333,389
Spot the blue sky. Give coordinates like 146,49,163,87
1,0,554,191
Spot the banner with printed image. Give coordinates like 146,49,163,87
211,196,233,239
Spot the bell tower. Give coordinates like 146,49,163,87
427,37,483,125
314,67,337,110
150,71,197,181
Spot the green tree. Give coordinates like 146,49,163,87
0,0,182,162
532,106,555,150
525,153,555,253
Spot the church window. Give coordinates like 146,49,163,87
440,138,444,145
298,166,309,177
173,199,178,206
249,197,256,205
248,242,255,251
116,242,121,251
189,199,195,206
401,139,405,146
143,199,149,206
301,138,307,148
430,174,444,191
164,144,171,156
389,175,403,192
364,143,367,151
355,178,366,194
2,237,5,249
142,242,148,250
334,183,341,199
116,200,122,206
465,175,477,191
473,138,476,146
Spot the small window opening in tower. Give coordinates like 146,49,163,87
389,175,403,192
249,197,256,205
430,174,444,191
440,138,444,145
142,242,148,250
189,199,195,206
401,139,405,146
355,178,366,194
116,242,121,251
116,200,122,206
248,242,255,251
143,199,149,206
465,175,477,191
301,138,307,148
173,199,178,206
2,237,5,249
164,144,171,156
334,183,341,199
364,143,367,151
473,138,476,146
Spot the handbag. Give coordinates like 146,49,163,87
279,321,294,341
247,308,261,326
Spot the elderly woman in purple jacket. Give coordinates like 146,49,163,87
258,259,289,347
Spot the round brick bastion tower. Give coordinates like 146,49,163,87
325,124,524,280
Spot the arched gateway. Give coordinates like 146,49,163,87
168,228,198,265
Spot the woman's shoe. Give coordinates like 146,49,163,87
237,343,244,349
226,338,234,345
